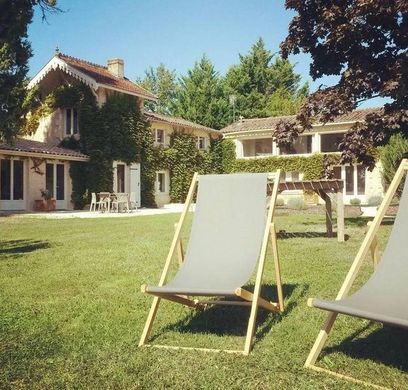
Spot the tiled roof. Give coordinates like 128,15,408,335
58,53,157,101
0,139,89,160
221,107,383,134
145,112,220,134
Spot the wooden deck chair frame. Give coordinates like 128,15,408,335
305,159,408,390
139,170,284,355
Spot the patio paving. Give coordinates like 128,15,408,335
0,203,195,219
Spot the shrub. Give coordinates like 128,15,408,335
380,133,408,196
367,195,383,206
349,197,361,206
276,196,285,207
287,196,307,210
232,153,341,180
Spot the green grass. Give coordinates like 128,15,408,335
0,213,407,389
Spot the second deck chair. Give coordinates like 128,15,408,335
305,159,408,388
139,171,284,355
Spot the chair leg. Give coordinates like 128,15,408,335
139,296,161,347
270,223,284,312
305,311,338,367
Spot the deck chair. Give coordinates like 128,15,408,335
305,159,408,388
139,171,284,355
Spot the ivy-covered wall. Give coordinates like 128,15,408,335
33,83,339,209
34,84,155,209
231,153,341,180
157,134,236,202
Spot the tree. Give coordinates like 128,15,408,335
380,134,408,194
224,38,308,120
138,64,177,115
173,55,228,129
0,0,58,142
280,1,408,170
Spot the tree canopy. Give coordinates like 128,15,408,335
0,0,58,142
224,38,308,119
172,55,229,129
280,0,408,170
140,38,308,129
137,64,177,115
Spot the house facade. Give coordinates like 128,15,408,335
0,52,219,211
221,109,384,205
145,111,220,206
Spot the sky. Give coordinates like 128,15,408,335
27,0,382,108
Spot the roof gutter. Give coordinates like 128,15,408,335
0,149,89,162
222,120,359,136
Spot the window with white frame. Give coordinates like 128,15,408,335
284,171,300,182
154,129,165,145
65,108,79,135
197,136,206,150
333,164,366,196
254,138,273,156
279,135,312,155
320,132,345,153
156,172,166,193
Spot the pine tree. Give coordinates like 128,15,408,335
224,38,308,120
173,55,228,129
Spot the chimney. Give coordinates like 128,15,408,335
107,58,124,78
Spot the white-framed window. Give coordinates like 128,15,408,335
320,132,345,153
65,108,79,135
279,135,312,155
284,171,300,182
154,129,165,146
333,164,366,196
156,171,166,193
0,158,24,201
197,136,206,150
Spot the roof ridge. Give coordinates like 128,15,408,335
145,112,218,132
225,107,382,127
58,52,108,70
242,114,295,122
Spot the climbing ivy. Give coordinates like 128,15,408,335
159,134,235,202
231,153,341,180
34,84,339,208
32,84,155,208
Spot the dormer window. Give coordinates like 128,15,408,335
154,129,165,146
197,136,206,150
65,108,79,135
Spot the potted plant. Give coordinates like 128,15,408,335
345,197,362,218
34,189,56,212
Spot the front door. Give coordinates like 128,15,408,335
130,163,140,207
46,163,67,209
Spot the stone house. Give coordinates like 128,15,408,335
221,109,384,205
0,52,219,211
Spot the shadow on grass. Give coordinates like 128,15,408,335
345,217,395,228
0,239,51,259
324,323,408,371
152,283,306,343
277,231,350,241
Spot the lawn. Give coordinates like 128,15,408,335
0,212,407,389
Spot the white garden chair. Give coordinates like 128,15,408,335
129,192,138,211
90,192,105,212
98,192,111,212
111,193,130,213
